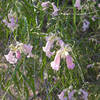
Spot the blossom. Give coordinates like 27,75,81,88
51,3,59,16
74,0,81,10
80,89,88,100
92,16,96,21
66,55,75,69
5,51,17,64
41,1,50,10
58,40,65,48
7,17,18,31
23,44,34,58
51,50,61,71
87,64,94,68
3,11,18,31
43,40,55,58
16,50,21,59
58,89,67,100
98,4,100,8
43,35,59,58
82,19,90,31
68,90,76,100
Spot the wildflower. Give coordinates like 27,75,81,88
58,39,65,48
51,50,61,71
68,90,76,100
5,51,17,64
74,0,81,10
98,4,100,8
80,89,88,100
87,64,94,68
43,35,59,58
41,1,50,10
66,55,75,69
92,16,96,21
58,89,67,100
51,3,59,16
82,19,90,31
3,10,18,31
23,44,34,58
16,50,21,59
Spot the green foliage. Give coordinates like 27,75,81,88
0,0,100,100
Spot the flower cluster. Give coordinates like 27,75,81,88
43,35,75,71
41,1,59,16
2,10,18,32
58,86,88,100
5,42,34,64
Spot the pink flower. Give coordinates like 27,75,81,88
16,51,21,59
80,89,88,100
41,1,50,10
66,55,75,69
51,3,59,16
23,44,34,58
98,4,100,8
68,90,76,100
5,51,17,64
43,35,59,58
51,50,61,71
58,40,65,48
74,0,81,10
43,40,55,58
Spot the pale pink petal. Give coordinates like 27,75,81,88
74,0,81,10
66,55,75,69
16,51,21,59
98,4,100,8
23,44,33,58
58,40,65,48
5,51,17,64
51,51,61,71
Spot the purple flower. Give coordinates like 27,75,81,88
41,1,50,10
58,40,65,48
43,35,59,58
58,89,67,100
51,3,59,16
43,40,55,58
5,51,17,64
51,50,61,71
82,19,90,31
74,0,81,10
3,11,18,31
92,16,96,21
87,64,94,68
23,44,34,58
66,55,75,69
68,90,76,100
80,89,88,100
